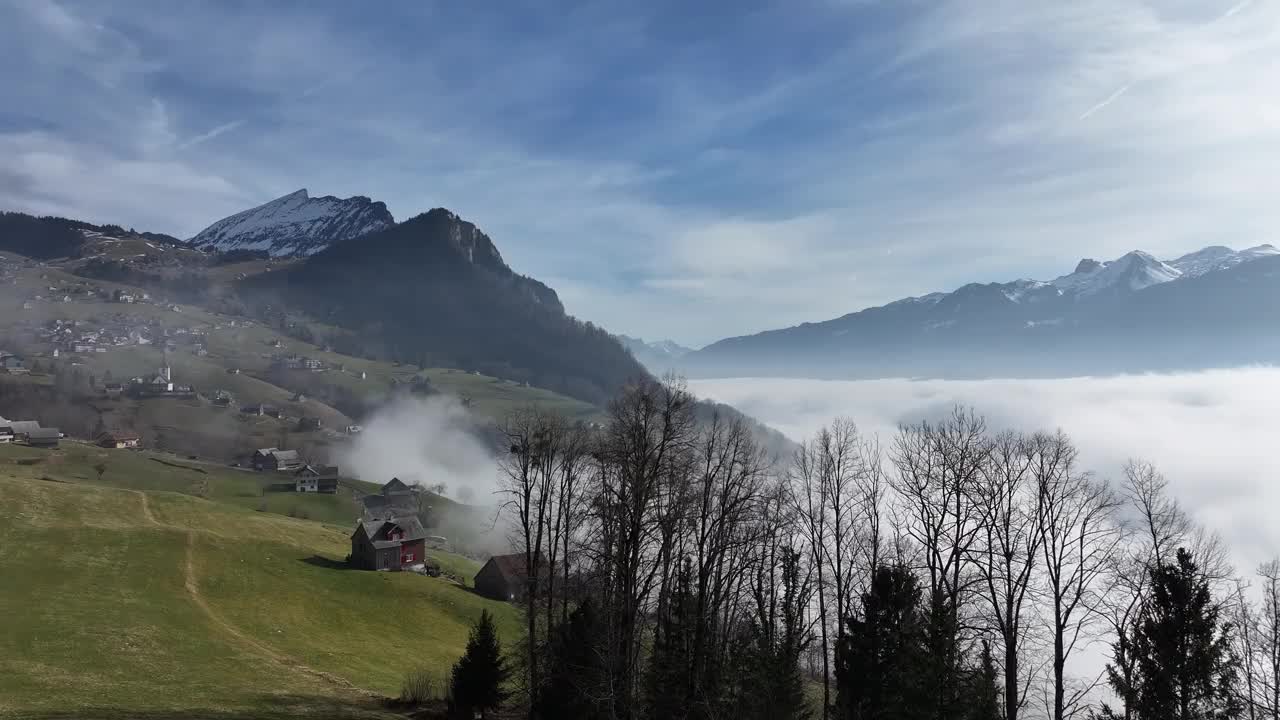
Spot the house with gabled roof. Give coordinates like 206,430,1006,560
98,431,141,449
349,516,427,571
474,552,546,602
6,420,42,438
381,477,413,495
251,447,303,472
360,477,421,519
25,427,61,448
294,465,339,494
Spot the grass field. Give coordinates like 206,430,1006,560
0,443,516,719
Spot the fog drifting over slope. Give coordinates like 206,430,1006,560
336,396,501,503
691,368,1280,576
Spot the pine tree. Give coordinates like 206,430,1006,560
834,564,931,720
1097,549,1242,720
645,557,695,720
734,548,813,720
965,640,1001,720
450,610,512,720
535,600,608,720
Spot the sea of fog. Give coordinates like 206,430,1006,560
691,367,1280,578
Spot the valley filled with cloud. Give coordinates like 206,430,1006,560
693,367,1280,576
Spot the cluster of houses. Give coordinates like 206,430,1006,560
271,353,327,372
250,447,340,494
0,417,62,448
125,363,195,398
340,476,530,600
28,314,210,360
0,414,140,450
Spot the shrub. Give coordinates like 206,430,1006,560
399,668,444,705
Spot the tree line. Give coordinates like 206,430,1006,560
470,376,1273,720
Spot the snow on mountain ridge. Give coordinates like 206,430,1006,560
189,189,395,256
943,245,1273,308
1051,250,1182,296
1169,244,1279,278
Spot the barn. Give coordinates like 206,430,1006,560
474,552,544,602
349,517,427,571
24,428,61,448
251,448,303,472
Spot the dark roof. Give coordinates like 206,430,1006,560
482,553,533,584
8,420,41,435
381,477,413,494
99,431,140,441
26,428,61,440
361,493,417,519
354,516,427,544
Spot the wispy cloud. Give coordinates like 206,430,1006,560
1,0,1278,344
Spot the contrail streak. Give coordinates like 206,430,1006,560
1079,84,1130,120
179,119,245,149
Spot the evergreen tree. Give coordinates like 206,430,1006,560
965,640,1001,720
535,600,609,720
1097,549,1242,720
450,610,512,720
734,548,813,720
834,564,931,720
646,557,696,720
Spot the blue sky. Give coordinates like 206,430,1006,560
2,0,1277,346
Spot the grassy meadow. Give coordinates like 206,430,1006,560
0,442,518,719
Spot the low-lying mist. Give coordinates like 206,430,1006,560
691,367,1280,576
336,395,502,505
336,395,514,558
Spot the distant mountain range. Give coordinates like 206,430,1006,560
617,335,695,374
189,189,394,257
683,245,1280,379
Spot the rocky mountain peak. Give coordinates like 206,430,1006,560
189,189,394,257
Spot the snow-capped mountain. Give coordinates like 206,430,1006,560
884,245,1278,312
189,189,394,256
684,244,1280,379
618,335,695,373
1168,244,1280,278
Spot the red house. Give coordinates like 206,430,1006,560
349,517,427,571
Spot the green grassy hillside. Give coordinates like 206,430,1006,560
0,258,602,466
0,443,519,719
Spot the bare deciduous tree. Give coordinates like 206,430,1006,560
891,407,990,715
1033,431,1121,720
973,431,1042,720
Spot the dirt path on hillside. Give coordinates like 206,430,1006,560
181,531,378,697
132,489,159,527
129,487,377,697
